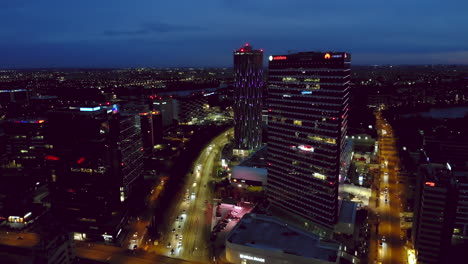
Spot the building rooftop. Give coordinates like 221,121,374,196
238,145,268,168
338,200,358,224
227,214,340,261
0,231,40,248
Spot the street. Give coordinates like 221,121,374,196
150,128,233,262
372,111,407,264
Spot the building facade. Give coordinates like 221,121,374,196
267,52,351,231
233,44,264,154
412,163,458,264
0,118,49,229
45,105,143,242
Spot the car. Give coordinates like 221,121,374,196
182,209,186,213
175,234,179,237
178,241,182,246
176,216,179,221
382,236,386,242
170,248,175,255
179,235,183,240
379,241,383,246
167,242,171,248
172,228,176,232
180,216,184,221
178,225,181,229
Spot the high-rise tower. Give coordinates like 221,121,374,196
233,44,263,155
412,163,457,264
267,52,350,231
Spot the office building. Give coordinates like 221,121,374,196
0,118,49,229
152,98,174,127
412,163,457,264
139,111,163,153
233,44,264,155
45,105,143,242
267,52,351,232
424,128,468,242
172,94,208,125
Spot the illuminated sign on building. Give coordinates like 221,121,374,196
240,254,265,263
298,145,314,152
425,181,436,187
71,167,93,173
80,106,101,112
324,53,343,59
269,55,287,61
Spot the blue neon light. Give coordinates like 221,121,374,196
80,107,101,112
301,91,313,95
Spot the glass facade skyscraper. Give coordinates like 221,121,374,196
233,44,263,154
266,52,351,229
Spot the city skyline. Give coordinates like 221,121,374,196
1,0,468,68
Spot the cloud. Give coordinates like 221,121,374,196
103,22,203,36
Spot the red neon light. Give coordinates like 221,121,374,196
425,182,436,187
77,157,85,164
45,155,59,161
273,56,287,60
245,43,249,46
240,48,245,52
260,49,264,52
324,53,331,59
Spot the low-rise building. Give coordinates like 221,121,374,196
226,213,341,264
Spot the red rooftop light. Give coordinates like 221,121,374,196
77,157,85,164
245,43,249,46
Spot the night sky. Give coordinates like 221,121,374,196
1,0,467,68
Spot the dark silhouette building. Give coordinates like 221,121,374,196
233,44,263,155
0,118,49,228
266,51,351,232
45,105,143,242
412,163,458,264
140,111,163,153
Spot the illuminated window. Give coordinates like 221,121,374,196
282,77,297,82
304,78,320,82
313,172,327,180
293,120,302,126
308,135,336,145
281,118,286,123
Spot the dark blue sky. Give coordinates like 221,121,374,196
1,0,467,68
